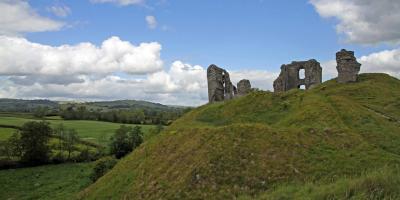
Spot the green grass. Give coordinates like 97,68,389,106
0,115,155,145
0,128,15,141
0,162,93,200
239,166,400,200
80,73,400,199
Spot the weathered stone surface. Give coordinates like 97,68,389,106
237,79,251,96
336,49,361,83
273,59,322,92
207,64,235,103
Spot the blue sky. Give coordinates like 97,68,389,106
26,0,386,70
0,0,399,105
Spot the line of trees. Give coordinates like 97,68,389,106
59,106,187,125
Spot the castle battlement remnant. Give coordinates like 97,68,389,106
207,65,236,103
273,59,322,92
207,65,252,103
237,79,251,96
336,49,361,83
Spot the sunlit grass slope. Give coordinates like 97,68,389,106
80,73,400,199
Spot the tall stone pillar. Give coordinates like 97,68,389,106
336,49,361,83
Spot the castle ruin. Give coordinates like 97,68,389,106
273,59,322,92
237,79,252,96
207,49,361,100
336,49,361,83
207,65,236,103
207,65,252,103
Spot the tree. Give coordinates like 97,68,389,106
109,125,144,158
53,123,66,153
63,128,79,160
129,126,143,150
33,106,48,118
8,131,22,158
19,121,52,165
109,125,132,158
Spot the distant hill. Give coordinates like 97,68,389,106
77,100,182,112
80,73,400,199
0,99,58,112
0,99,187,113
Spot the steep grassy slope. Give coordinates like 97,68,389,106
80,73,400,199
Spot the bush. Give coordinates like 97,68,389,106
90,156,118,182
19,121,52,165
109,125,143,158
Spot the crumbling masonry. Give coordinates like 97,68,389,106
207,65,252,103
273,59,322,92
336,49,361,83
207,65,235,103
237,79,251,96
207,49,361,101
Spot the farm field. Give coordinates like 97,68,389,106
0,113,156,146
0,162,93,200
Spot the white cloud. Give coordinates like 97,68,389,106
231,70,278,91
310,0,400,44
47,5,71,18
145,15,158,29
320,49,400,80
90,0,144,6
359,49,400,77
0,61,208,106
0,36,163,77
0,0,64,36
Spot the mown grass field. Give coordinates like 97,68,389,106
0,113,156,146
0,162,93,200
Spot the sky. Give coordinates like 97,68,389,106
0,0,400,106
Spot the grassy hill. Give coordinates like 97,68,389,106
0,99,58,112
80,73,400,199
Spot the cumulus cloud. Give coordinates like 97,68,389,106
320,48,400,80
359,49,400,77
145,15,158,29
0,61,208,106
310,0,400,44
0,0,64,35
231,70,278,91
47,5,71,18
90,0,144,6
0,36,163,77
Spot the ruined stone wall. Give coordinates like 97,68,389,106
336,49,361,83
207,65,225,102
207,64,240,103
237,79,251,96
207,65,253,103
273,59,322,92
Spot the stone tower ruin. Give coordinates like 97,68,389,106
207,64,236,103
237,79,251,96
273,59,322,92
336,49,361,83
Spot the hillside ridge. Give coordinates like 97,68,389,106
80,73,400,199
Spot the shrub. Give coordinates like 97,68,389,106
90,156,118,182
110,125,143,158
19,121,52,165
